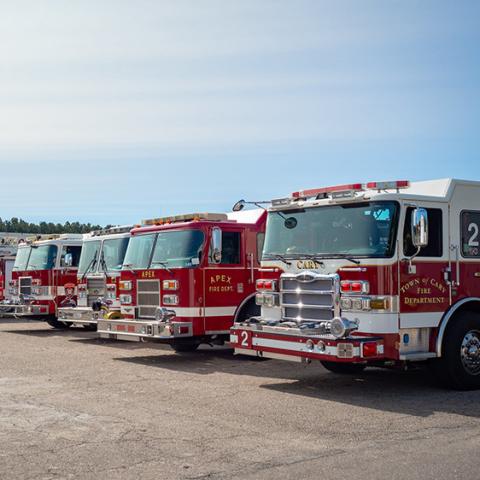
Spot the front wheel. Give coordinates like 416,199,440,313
170,340,200,353
47,318,72,329
430,311,480,390
321,361,366,375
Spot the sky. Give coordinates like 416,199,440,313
0,0,479,225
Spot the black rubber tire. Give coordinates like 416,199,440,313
82,324,97,331
170,341,200,353
430,311,480,390
46,319,72,329
321,361,366,374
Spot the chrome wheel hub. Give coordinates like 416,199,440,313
461,330,480,375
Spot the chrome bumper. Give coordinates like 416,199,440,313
57,307,102,324
97,319,193,342
0,303,49,317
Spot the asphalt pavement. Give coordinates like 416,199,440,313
0,319,479,480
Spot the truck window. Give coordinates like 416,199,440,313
461,211,480,258
60,245,82,267
257,233,265,262
403,207,443,257
221,232,241,265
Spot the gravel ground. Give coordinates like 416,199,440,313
0,318,479,480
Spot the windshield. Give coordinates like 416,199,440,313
101,237,130,271
78,240,101,274
263,201,399,259
13,246,31,271
123,234,155,269
151,230,204,269
26,245,58,270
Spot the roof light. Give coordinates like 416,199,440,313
366,180,410,191
292,183,364,199
143,213,228,225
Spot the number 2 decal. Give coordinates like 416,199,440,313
240,331,249,347
468,223,479,247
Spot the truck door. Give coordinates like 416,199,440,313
399,203,450,329
4,259,14,300
203,227,249,334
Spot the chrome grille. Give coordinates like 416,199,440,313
87,276,106,306
137,280,160,319
19,277,32,296
280,272,339,323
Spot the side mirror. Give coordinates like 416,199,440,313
210,227,222,263
411,208,429,248
64,253,73,267
232,200,245,212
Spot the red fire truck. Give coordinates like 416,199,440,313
0,234,83,328
230,179,480,390
57,226,131,328
97,210,266,351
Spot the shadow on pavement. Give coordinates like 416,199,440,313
3,327,97,338
116,348,480,418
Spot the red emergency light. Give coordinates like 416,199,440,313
366,180,410,190
292,183,364,199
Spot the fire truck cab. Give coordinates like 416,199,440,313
230,179,480,390
57,226,131,329
0,234,83,328
97,210,266,352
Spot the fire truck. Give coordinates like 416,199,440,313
0,234,83,328
97,210,266,351
230,179,480,390
57,226,131,329
0,240,18,302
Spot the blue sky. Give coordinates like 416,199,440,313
0,1,479,225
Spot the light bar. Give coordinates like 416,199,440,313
143,212,228,226
366,180,410,191
91,225,133,236
292,183,364,199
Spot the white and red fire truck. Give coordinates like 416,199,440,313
230,179,480,390
0,234,83,328
57,226,131,329
97,210,266,351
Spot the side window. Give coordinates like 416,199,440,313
461,211,480,258
221,232,241,265
60,245,82,267
403,208,443,257
257,233,265,263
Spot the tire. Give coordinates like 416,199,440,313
321,361,366,374
170,340,200,353
82,324,97,331
430,311,480,390
47,318,72,329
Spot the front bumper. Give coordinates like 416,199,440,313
230,323,385,363
0,303,49,317
97,318,193,342
58,307,103,324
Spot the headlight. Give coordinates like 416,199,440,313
255,293,279,307
162,280,179,291
162,294,179,305
120,294,132,304
119,280,132,290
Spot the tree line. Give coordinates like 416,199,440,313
0,217,104,234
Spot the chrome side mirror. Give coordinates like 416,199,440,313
64,253,73,267
232,199,245,212
210,227,222,263
411,208,429,248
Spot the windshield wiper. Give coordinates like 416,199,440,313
151,260,173,274
263,253,292,266
99,251,108,275
312,253,360,265
81,255,98,281
122,263,137,275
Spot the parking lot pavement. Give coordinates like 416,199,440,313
1,319,479,480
